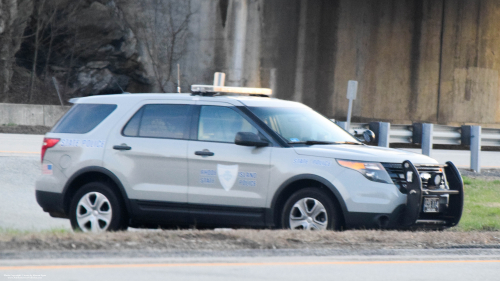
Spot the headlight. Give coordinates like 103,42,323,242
336,159,393,184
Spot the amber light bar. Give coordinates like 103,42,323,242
191,85,272,96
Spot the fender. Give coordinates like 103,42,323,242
62,166,132,216
267,174,348,226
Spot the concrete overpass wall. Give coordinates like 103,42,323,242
182,0,500,126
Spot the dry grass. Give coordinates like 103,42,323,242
1,229,499,252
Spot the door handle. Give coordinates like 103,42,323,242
113,144,132,150
195,150,214,156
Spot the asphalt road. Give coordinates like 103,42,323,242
1,255,499,281
0,134,69,230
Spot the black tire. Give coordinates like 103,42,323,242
281,188,340,230
69,182,127,232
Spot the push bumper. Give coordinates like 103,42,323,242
401,160,464,228
344,160,464,229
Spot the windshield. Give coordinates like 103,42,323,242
248,106,360,144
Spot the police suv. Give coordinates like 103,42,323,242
36,85,464,232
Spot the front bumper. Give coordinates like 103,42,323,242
345,160,464,229
401,160,464,228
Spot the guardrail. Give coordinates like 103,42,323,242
335,121,499,173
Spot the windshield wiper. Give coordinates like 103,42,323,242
289,140,363,145
332,141,363,145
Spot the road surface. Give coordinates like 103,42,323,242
1,255,499,281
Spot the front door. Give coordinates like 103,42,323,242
187,103,272,226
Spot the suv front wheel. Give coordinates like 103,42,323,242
69,182,127,232
281,188,340,230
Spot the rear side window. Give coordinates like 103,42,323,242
122,104,190,139
52,104,117,134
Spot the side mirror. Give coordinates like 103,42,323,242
235,132,269,147
362,129,375,143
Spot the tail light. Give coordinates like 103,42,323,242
41,138,60,163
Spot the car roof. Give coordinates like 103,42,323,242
70,93,308,108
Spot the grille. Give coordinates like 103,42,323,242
382,163,446,193
382,163,406,193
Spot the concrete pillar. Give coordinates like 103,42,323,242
227,0,248,86
270,68,278,95
292,0,308,103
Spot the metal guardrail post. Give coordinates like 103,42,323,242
378,122,390,147
470,125,481,173
421,123,433,156
369,122,391,147
336,121,347,130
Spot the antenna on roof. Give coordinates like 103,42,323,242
177,64,181,93
213,72,225,86
115,81,125,93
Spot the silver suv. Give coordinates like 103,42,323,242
36,85,464,232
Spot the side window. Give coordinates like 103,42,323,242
198,106,258,143
51,104,117,134
123,104,190,139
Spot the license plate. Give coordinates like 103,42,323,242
423,197,440,213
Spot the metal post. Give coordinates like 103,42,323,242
421,123,433,156
51,77,64,106
378,122,390,147
345,80,358,131
177,64,181,93
470,125,481,173
346,99,353,131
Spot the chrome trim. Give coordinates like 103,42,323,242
415,219,447,225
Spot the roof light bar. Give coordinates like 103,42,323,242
191,85,272,96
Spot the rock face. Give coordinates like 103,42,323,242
0,0,33,102
8,0,152,103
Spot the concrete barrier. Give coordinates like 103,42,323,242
0,103,71,127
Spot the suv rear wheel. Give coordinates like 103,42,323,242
69,182,127,232
281,188,339,230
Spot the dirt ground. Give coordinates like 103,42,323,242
1,230,499,252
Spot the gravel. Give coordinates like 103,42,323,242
459,169,500,180
0,125,51,135
1,229,500,259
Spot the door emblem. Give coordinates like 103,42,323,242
217,164,239,191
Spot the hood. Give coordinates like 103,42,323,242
293,144,438,165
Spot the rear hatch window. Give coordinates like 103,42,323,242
51,104,117,134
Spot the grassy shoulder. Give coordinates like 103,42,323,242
457,176,500,231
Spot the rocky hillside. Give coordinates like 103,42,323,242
1,0,193,105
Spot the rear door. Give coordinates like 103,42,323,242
104,100,194,223
187,102,272,226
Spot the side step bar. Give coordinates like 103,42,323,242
422,189,460,195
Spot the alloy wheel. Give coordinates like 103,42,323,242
289,197,328,230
